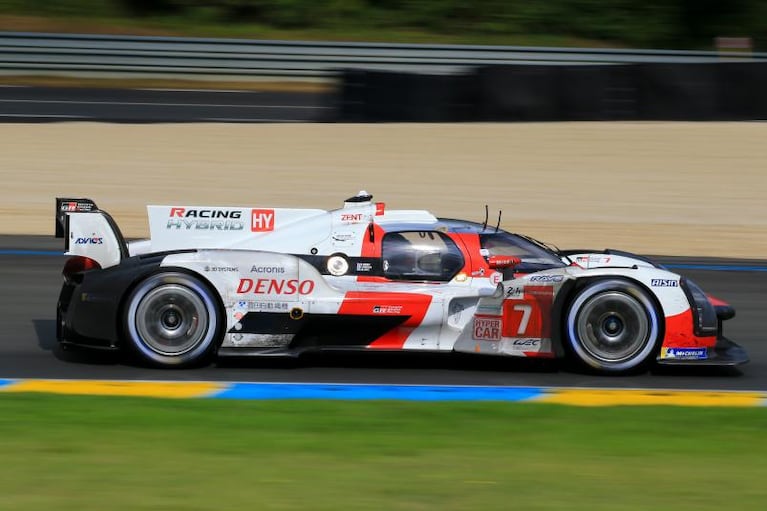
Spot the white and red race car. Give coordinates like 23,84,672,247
54,192,747,373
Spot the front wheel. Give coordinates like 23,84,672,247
123,272,222,367
565,279,661,374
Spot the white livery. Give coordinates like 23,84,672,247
54,192,747,373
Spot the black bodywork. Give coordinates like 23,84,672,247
57,253,166,350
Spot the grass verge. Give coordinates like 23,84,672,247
0,393,765,511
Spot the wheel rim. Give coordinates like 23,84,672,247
575,291,650,363
134,284,209,356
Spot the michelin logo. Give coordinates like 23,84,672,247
661,347,707,360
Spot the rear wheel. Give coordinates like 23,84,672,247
124,272,221,367
565,279,661,374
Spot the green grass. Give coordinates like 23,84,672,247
1,393,766,510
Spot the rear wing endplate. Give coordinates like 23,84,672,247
55,198,99,239
55,197,129,267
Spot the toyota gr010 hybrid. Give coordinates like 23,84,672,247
54,192,748,373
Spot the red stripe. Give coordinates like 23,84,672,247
357,223,386,283
706,294,729,307
523,351,556,358
338,291,432,349
451,232,488,277
662,309,717,348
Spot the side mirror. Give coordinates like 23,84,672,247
487,255,521,270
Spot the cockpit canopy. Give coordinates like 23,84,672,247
382,230,465,281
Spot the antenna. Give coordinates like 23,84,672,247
495,210,502,232
482,205,488,231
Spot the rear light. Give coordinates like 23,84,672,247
63,256,101,283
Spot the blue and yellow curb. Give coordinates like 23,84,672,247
1,378,765,406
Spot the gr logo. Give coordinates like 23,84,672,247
251,209,275,232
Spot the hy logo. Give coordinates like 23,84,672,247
251,209,275,232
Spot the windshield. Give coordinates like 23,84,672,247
479,231,565,271
439,218,566,272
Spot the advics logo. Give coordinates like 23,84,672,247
74,235,103,245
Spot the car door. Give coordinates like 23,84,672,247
375,230,466,350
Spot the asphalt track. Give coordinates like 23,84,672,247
1,235,765,390
0,86,332,122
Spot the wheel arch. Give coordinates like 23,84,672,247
116,264,227,353
554,275,666,362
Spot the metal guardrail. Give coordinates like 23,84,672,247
1,31,766,80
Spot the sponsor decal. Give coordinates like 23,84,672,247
236,300,290,312
473,317,502,341
236,278,315,295
340,212,365,223
204,265,237,272
61,201,94,213
233,311,244,321
166,209,244,231
489,271,503,285
251,209,275,232
224,333,291,348
505,286,524,298
471,268,486,277
489,256,518,267
166,219,244,231
661,347,707,360
529,275,564,283
332,233,355,242
651,279,679,287
356,262,373,272
169,208,241,219
74,234,103,245
375,202,386,216
373,305,403,314
511,339,541,347
576,255,612,265
250,265,286,274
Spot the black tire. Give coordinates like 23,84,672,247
564,279,661,374
123,272,221,367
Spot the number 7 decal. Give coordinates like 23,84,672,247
512,304,532,335
502,286,553,338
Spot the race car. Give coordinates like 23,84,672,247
54,192,748,373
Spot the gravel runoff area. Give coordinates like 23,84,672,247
1,122,765,258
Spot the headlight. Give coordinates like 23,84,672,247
680,278,718,337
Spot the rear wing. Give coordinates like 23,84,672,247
55,198,129,268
